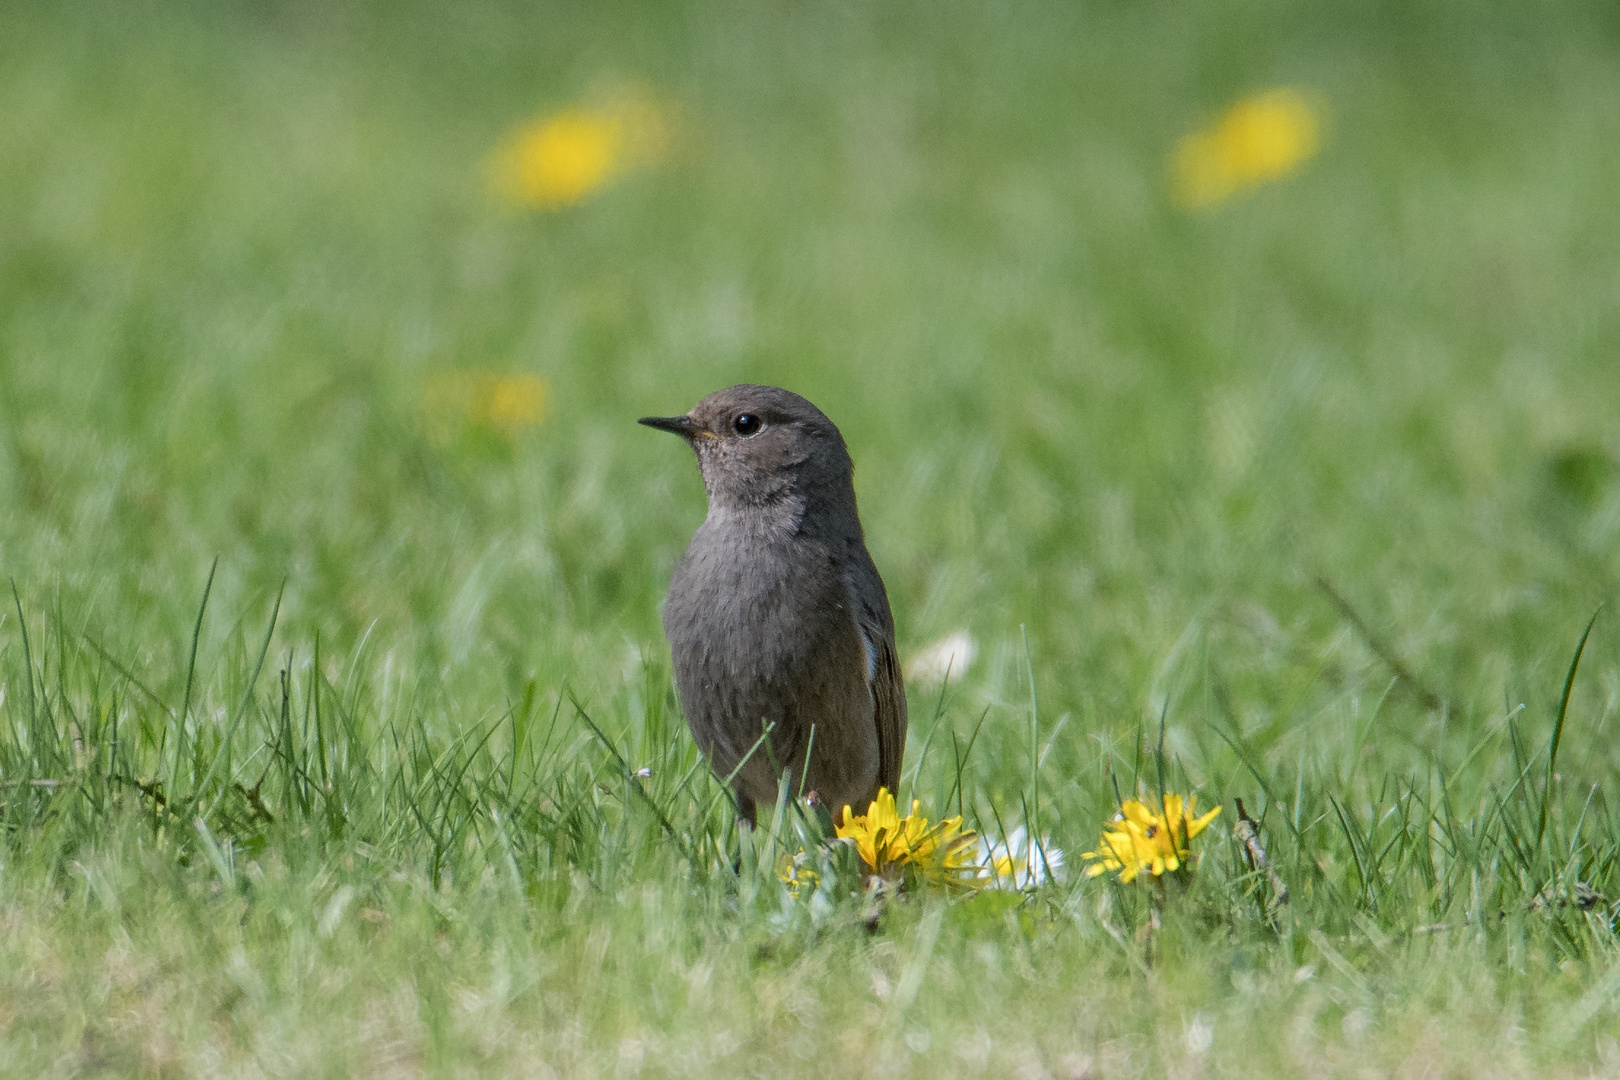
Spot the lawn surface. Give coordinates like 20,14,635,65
4,1,1620,1075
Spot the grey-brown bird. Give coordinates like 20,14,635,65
640,385,907,825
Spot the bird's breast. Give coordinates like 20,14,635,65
664,526,852,687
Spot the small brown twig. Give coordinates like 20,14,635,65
1234,798,1289,907
1313,575,1446,713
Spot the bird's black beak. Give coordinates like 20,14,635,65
638,414,707,438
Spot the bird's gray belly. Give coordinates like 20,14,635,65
663,538,879,810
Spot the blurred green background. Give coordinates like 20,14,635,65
6,0,1620,875
7,0,1620,829
5,0,1617,699
4,0,1620,1071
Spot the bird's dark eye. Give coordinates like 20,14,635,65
732,414,763,437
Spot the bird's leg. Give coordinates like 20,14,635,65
728,793,757,875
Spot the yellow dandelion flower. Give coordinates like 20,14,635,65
1082,793,1221,883
490,93,672,210
420,371,550,444
485,373,550,432
1171,88,1323,209
836,788,980,888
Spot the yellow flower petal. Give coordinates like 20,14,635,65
1121,800,1155,830
1186,804,1223,839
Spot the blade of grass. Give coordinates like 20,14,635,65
10,580,36,726
1021,624,1040,887
904,659,956,804
571,692,692,864
193,583,283,813
179,557,218,727
79,635,173,720
943,705,992,819
1314,575,1445,711
1539,607,1601,847
1328,794,1372,909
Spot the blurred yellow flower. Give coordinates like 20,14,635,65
420,371,550,444
1171,88,1322,209
836,787,980,889
490,94,671,209
776,851,821,899
1082,793,1221,883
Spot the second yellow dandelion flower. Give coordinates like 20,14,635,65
420,370,550,446
490,93,671,210
1171,88,1323,209
1082,793,1221,883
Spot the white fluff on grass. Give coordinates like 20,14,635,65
977,827,1065,889
905,630,978,686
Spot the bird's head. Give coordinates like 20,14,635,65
639,384,853,514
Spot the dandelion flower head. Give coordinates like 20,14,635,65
420,370,550,445
490,93,671,210
1172,88,1322,209
836,788,979,888
1082,793,1221,883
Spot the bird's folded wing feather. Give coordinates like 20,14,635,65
845,552,908,797
869,633,908,795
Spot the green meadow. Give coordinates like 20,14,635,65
4,0,1620,1074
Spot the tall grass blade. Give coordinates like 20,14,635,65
570,692,691,863
179,557,218,726
193,582,283,812
1539,607,1601,848
10,580,36,726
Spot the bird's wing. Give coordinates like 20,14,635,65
868,631,908,795
847,557,908,797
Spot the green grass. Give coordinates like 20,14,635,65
4,0,1620,1074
